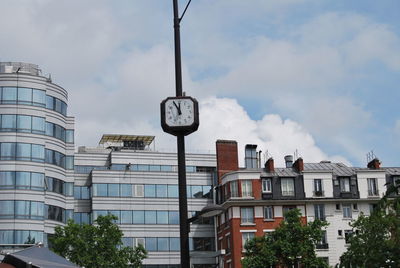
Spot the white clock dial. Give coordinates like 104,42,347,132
165,98,194,127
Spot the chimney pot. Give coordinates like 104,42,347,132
284,155,293,168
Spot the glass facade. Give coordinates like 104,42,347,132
92,183,212,199
0,171,45,190
0,142,44,162
45,148,74,169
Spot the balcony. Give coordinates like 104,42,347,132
313,191,324,197
262,192,273,199
340,192,353,199
316,243,329,249
368,190,379,197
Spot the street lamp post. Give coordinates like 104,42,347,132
173,0,190,267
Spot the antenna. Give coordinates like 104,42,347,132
366,150,376,163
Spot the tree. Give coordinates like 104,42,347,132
339,184,400,268
242,209,329,268
50,215,147,268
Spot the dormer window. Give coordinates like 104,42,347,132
281,178,295,196
367,178,378,196
262,178,272,193
340,178,350,192
313,179,323,196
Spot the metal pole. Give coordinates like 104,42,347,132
173,0,190,267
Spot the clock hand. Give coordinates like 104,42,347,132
173,101,182,115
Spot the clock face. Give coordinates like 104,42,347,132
165,98,195,127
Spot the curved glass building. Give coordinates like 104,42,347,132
0,62,75,247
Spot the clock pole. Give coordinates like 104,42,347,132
173,0,190,267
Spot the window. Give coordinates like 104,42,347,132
230,181,238,197
121,211,133,224
170,237,180,251
226,234,231,253
369,203,378,214
145,211,157,224
344,230,353,244
336,203,341,210
316,231,328,249
192,237,215,251
245,145,257,168
168,185,178,198
1,114,16,130
353,203,358,210
241,180,253,197
133,210,145,224
145,237,157,251
340,178,350,192
367,178,378,196
262,178,272,193
156,185,168,198
242,232,255,249
314,179,323,196
283,206,296,219
144,184,156,197
342,204,352,218
157,211,169,224
314,204,325,221
241,207,254,224
158,237,169,251
281,178,295,196
264,206,273,220
168,211,179,224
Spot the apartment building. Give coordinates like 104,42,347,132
214,140,399,268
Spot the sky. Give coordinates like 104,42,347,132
1,0,399,167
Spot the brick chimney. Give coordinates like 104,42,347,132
293,157,304,172
367,158,381,169
216,140,239,184
265,157,274,173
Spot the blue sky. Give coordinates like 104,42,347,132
1,0,399,167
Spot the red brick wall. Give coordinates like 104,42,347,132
216,140,239,184
224,212,307,268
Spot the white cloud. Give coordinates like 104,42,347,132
189,97,349,167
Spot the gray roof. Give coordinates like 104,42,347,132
258,162,400,178
3,246,79,268
383,167,400,175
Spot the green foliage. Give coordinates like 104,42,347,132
50,215,147,268
242,209,329,268
339,184,400,268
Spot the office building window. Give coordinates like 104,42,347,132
281,178,295,196
343,204,352,219
314,204,325,221
241,207,254,224
340,178,350,192
367,178,378,196
241,180,253,197
262,178,272,193
264,206,273,220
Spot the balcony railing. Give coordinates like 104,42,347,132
316,243,329,249
282,191,295,196
313,191,324,197
368,190,379,196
